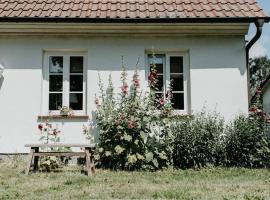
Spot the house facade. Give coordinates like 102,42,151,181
0,0,269,153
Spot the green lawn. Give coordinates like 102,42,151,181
0,157,270,200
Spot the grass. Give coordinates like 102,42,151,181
0,157,270,200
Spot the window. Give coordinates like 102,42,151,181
148,53,189,112
43,52,86,115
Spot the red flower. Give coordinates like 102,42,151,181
121,83,129,95
38,124,43,131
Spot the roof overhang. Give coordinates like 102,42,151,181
0,22,251,37
0,17,269,23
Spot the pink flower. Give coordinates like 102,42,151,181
249,106,257,112
166,91,173,100
46,123,52,129
148,71,158,87
159,98,166,106
267,117,270,124
95,98,100,107
38,124,43,131
121,83,129,95
127,120,136,129
52,129,60,136
133,79,140,88
257,109,266,117
256,87,262,95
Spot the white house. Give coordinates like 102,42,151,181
0,0,269,153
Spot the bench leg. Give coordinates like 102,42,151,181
25,148,34,175
85,148,94,176
33,147,39,172
90,154,96,174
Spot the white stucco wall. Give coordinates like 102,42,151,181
0,35,248,153
263,84,270,115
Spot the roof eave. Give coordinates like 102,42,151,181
0,17,269,23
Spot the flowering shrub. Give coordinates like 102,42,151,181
172,111,225,169
94,62,174,170
38,115,67,171
38,120,61,144
224,88,270,168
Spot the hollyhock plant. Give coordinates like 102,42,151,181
121,83,129,95
93,59,175,170
133,79,140,88
148,71,158,88
38,124,43,131
38,114,61,145
249,86,270,126
256,87,262,95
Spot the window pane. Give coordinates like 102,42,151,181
70,93,83,110
170,56,183,73
49,56,63,73
154,75,164,92
70,75,83,92
70,56,83,73
150,64,163,74
149,55,164,74
154,92,162,100
171,93,184,110
49,75,63,92
171,74,184,91
49,93,62,110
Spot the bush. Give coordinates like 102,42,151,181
94,65,174,170
172,112,225,169
224,114,270,168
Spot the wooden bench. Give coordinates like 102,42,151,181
25,144,96,176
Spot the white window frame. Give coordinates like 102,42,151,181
42,51,87,115
146,50,190,114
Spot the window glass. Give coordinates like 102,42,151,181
49,56,63,110
47,54,85,112
49,93,62,110
148,54,186,111
70,56,83,73
171,93,184,110
49,56,63,73
49,75,63,92
170,56,183,73
170,74,183,91
69,93,83,110
149,55,164,74
70,75,83,92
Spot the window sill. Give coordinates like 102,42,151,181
38,115,89,120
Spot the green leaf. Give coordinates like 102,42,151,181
152,158,159,168
145,152,154,162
